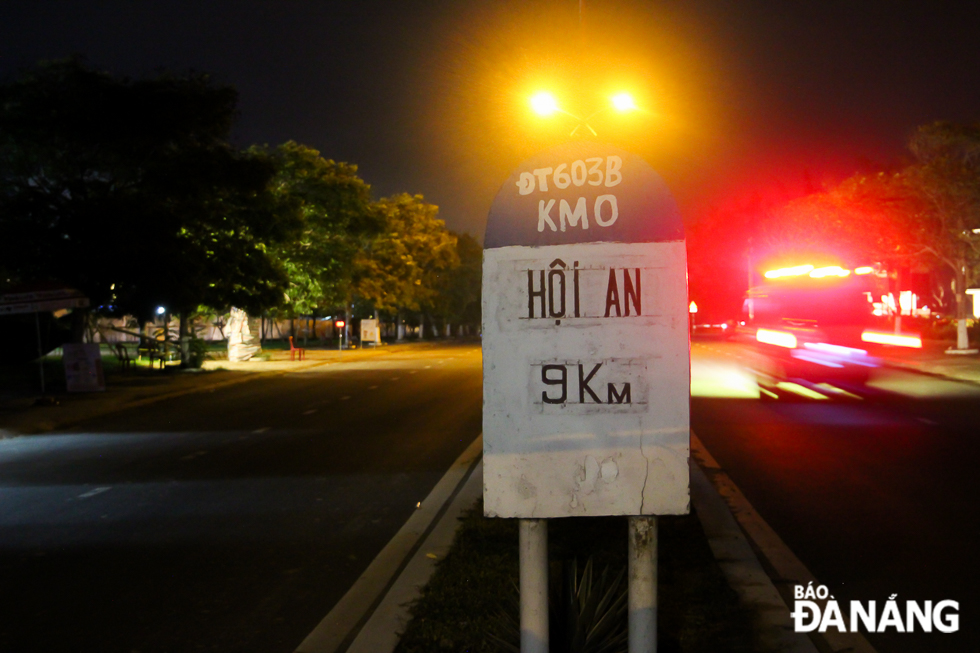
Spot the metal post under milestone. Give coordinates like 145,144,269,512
519,518,549,653
628,516,658,652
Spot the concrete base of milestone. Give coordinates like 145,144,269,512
296,432,878,653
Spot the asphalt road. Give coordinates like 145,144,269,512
692,339,980,653
3,339,976,653
0,343,482,653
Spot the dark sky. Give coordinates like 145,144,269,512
2,1,979,238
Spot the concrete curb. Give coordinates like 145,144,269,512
295,434,483,653
881,360,980,387
692,432,878,653
346,458,484,652
690,450,818,653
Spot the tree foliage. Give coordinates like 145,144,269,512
0,59,482,350
353,193,459,315
904,122,980,280
259,141,380,315
429,232,482,327
0,58,295,319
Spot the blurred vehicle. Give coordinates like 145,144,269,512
688,300,735,339
691,318,735,339
740,265,921,387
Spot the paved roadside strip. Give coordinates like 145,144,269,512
692,432,878,653
295,434,483,653
878,339,980,386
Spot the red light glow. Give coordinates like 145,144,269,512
756,328,798,348
861,330,922,348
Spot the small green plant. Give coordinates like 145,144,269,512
184,337,209,368
488,557,628,653
554,558,628,653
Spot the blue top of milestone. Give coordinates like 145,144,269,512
484,141,684,249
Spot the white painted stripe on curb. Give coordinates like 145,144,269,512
692,432,878,653
690,458,817,653
346,458,483,653
294,434,483,653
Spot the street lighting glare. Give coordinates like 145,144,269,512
530,92,559,116
611,93,636,112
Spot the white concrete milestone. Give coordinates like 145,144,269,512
482,142,690,519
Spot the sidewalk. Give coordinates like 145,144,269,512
0,343,407,437
877,338,980,384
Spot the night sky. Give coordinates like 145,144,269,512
2,1,979,238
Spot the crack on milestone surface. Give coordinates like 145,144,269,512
639,435,650,513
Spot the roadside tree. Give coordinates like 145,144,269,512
354,194,459,337
429,232,482,335
259,141,380,327
0,58,295,357
904,122,980,348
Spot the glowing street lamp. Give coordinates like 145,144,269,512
531,91,638,136
611,92,637,112
530,91,560,116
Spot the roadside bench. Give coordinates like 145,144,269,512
106,327,180,369
136,337,179,368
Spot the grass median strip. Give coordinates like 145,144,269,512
394,499,759,653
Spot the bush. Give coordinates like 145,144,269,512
185,337,210,368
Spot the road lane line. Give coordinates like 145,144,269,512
775,381,829,400
77,487,112,499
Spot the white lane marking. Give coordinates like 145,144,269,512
775,381,829,400
390,377,400,381
917,417,938,425
340,396,351,401
814,383,863,400
181,450,209,460
78,487,112,499
252,427,270,434
368,385,378,390
303,409,317,415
